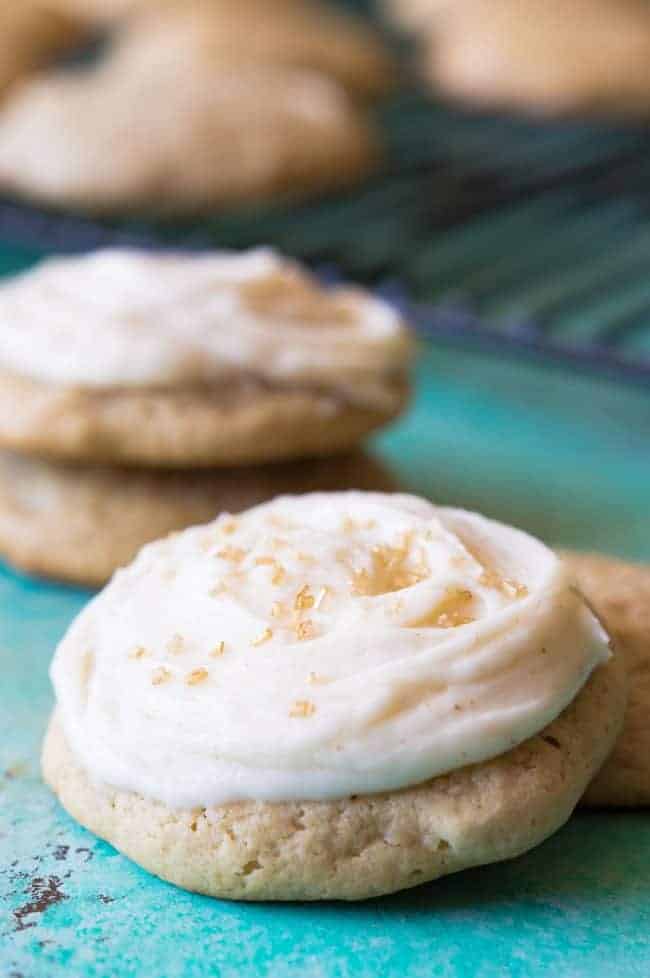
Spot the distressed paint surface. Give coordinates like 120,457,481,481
3,347,650,977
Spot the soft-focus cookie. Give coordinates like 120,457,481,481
115,0,395,100
44,0,158,23
0,2,85,101
0,450,398,586
43,494,624,900
0,248,412,466
390,0,650,118
45,0,394,99
0,30,378,215
564,552,650,807
383,0,451,31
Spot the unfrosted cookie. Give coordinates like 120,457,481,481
44,0,158,23
0,248,412,467
0,48,377,215
0,450,398,586
391,0,650,118
44,0,394,99
111,0,395,100
383,0,452,31
0,2,85,101
42,494,624,900
564,552,650,808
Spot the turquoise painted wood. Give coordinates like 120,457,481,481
3,344,650,977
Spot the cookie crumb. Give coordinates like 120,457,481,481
210,641,226,658
252,627,273,647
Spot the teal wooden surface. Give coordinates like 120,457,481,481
2,342,650,977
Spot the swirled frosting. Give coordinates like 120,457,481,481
0,248,411,405
50,492,610,807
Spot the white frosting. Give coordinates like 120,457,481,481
50,492,610,807
0,248,411,403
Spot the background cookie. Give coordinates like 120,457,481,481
0,450,398,586
117,0,396,100
0,52,377,215
0,2,85,101
0,249,412,467
44,0,161,23
42,651,624,901
564,552,650,808
387,0,650,118
383,0,452,31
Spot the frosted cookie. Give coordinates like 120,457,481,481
0,451,397,587
0,28,378,216
109,0,395,100
408,0,650,117
0,2,85,101
43,493,624,901
0,248,412,467
564,552,650,808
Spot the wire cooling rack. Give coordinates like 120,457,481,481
3,87,650,387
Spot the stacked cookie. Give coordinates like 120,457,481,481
0,246,413,586
0,0,396,215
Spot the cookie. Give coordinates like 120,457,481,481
44,0,158,24
113,0,396,100
0,19,379,215
409,0,650,117
0,2,85,101
564,552,650,807
383,0,452,31
0,450,398,587
42,494,624,900
0,248,412,466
